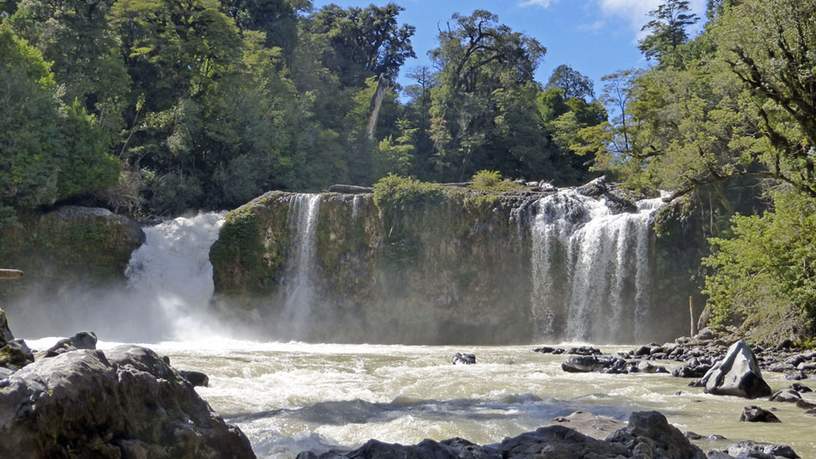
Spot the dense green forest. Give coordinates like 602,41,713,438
1,0,816,338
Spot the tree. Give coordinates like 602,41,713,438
306,3,415,87
546,64,594,100
221,0,310,53
9,0,130,134
0,25,118,223
639,0,700,65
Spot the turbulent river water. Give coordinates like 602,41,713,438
26,338,816,458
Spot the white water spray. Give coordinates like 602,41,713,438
280,194,322,336
125,212,225,339
530,191,663,343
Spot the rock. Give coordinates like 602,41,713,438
500,425,628,458
0,339,34,370
634,345,652,356
561,355,613,373
453,353,476,365
791,383,812,393
637,360,669,374
548,411,624,440
566,346,602,355
701,341,772,398
0,346,255,458
327,184,373,194
0,308,33,371
532,346,564,354
538,182,557,192
739,406,781,423
672,358,712,378
42,331,97,357
726,441,800,458
785,371,807,381
606,411,706,459
298,438,497,459
179,369,210,387
795,399,816,410
769,389,801,403
575,176,638,213
695,327,715,341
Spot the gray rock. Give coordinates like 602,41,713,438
532,346,564,354
0,346,254,459
42,331,97,357
739,406,781,423
561,355,613,373
547,411,624,440
606,411,707,459
453,353,476,365
566,346,602,355
701,341,772,398
726,441,800,458
637,360,669,374
0,339,34,371
179,369,209,387
695,328,715,341
791,383,812,393
298,438,497,459
769,389,801,403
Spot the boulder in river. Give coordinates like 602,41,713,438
452,353,476,365
606,411,707,459
770,389,802,403
739,406,781,423
0,308,33,370
0,345,255,459
561,355,613,373
700,340,772,398
42,331,97,357
180,369,210,387
724,441,800,459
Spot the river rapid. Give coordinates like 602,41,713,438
27,338,816,458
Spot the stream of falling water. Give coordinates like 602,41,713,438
530,191,664,343
280,194,322,338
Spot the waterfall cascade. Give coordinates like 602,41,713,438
280,194,322,336
529,190,664,343
125,212,225,339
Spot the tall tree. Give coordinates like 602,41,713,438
546,64,594,100
639,0,700,65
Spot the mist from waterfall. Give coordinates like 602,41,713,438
279,194,322,338
530,191,664,343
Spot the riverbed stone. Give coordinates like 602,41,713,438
453,353,476,365
769,389,801,403
179,369,210,387
725,441,800,458
42,331,97,357
0,345,254,458
701,341,772,398
791,383,812,393
606,411,706,459
739,406,781,423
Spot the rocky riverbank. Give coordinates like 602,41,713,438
0,308,255,458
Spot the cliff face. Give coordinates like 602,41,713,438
211,191,534,344
0,206,144,305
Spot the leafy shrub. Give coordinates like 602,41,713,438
703,191,816,341
470,170,523,193
372,175,446,210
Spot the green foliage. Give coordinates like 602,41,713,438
470,170,523,193
639,0,699,66
703,191,816,340
372,175,446,210
0,26,119,224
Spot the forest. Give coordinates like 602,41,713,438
1,0,816,337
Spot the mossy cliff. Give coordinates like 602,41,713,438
211,188,535,344
0,206,144,305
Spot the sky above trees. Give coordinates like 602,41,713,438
313,0,708,90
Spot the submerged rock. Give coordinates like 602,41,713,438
700,341,772,399
739,406,781,423
0,345,254,458
452,353,476,365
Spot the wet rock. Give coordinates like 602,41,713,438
561,355,614,373
453,353,476,365
785,371,807,381
501,425,628,458
725,441,800,458
791,383,812,393
42,331,97,358
795,399,816,410
0,346,255,458
739,406,781,423
701,341,772,398
179,370,209,387
532,346,564,354
769,389,801,403
327,184,373,194
636,360,669,374
672,358,713,378
298,437,497,459
607,411,707,459
695,328,715,341
566,346,602,355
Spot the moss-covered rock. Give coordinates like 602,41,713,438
0,206,144,305
211,188,535,344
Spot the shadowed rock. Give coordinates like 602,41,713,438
42,331,97,358
700,341,772,398
453,353,476,365
0,345,254,459
740,406,781,423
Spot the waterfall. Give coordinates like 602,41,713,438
530,191,663,343
125,212,225,339
280,194,322,336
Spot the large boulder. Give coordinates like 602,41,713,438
297,411,705,459
0,345,254,459
41,331,97,357
700,341,772,398
739,406,781,423
0,308,33,370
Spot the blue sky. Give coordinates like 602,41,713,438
312,0,707,95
